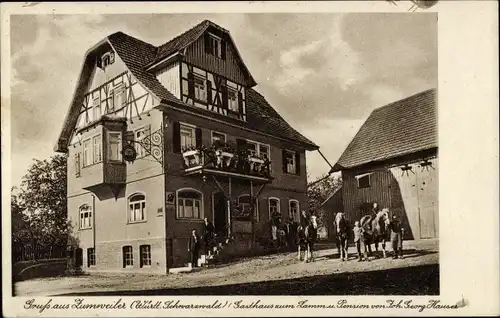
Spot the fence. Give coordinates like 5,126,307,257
12,243,66,262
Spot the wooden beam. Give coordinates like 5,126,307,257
256,183,266,197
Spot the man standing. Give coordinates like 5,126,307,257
202,217,215,256
389,215,404,259
188,229,201,268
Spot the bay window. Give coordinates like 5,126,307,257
108,132,122,162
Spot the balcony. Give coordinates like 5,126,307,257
182,144,272,183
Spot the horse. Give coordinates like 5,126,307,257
296,215,319,263
335,212,350,261
359,208,391,258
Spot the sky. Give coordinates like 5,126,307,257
9,12,437,186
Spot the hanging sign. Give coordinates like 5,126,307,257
122,144,137,163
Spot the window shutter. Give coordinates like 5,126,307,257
122,247,126,268
237,91,243,114
204,32,212,54
282,150,288,173
221,37,227,60
207,81,212,105
75,153,81,177
295,152,301,175
195,127,202,148
172,121,181,153
187,72,195,98
222,85,228,109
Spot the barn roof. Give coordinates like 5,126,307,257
332,89,437,171
55,21,318,152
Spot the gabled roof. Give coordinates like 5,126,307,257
332,89,437,171
55,22,318,152
147,19,257,87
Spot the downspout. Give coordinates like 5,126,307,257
163,117,169,273
92,194,96,250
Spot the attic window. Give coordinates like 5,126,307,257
355,172,372,189
208,34,221,58
98,52,115,69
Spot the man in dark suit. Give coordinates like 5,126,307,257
389,215,404,259
202,217,215,256
188,229,201,267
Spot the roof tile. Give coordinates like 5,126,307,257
333,89,437,170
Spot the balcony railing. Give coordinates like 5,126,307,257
182,144,272,180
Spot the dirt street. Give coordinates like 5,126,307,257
14,239,439,296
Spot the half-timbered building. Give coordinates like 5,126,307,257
330,89,438,240
55,20,318,273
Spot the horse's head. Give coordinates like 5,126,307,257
379,208,391,226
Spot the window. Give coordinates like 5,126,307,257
112,85,125,111
92,135,102,163
227,87,238,112
246,140,270,159
211,131,226,144
236,195,252,219
101,52,115,69
356,173,372,189
180,124,196,150
128,194,146,223
134,126,151,158
177,189,203,219
269,198,280,219
93,100,101,121
108,132,122,162
259,144,270,160
289,200,299,221
284,150,296,174
122,246,133,268
79,205,92,230
208,33,222,58
87,248,96,267
247,142,257,157
140,245,151,267
83,139,92,167
75,153,81,177
194,76,206,102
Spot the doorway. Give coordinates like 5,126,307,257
213,191,227,235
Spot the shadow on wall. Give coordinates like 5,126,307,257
59,264,439,296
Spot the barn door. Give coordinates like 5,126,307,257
417,159,438,239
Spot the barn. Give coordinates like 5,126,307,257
330,89,438,240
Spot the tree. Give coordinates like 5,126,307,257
14,155,68,254
307,173,342,227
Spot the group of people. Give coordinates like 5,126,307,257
270,210,312,251
349,203,404,261
187,217,216,268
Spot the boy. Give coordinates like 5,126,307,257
353,221,368,261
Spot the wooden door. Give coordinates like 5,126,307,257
213,191,227,235
75,248,83,268
417,159,438,238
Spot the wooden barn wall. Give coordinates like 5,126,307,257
342,169,392,224
184,36,249,86
342,157,439,241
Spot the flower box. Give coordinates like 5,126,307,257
215,150,234,158
249,156,265,164
182,149,202,167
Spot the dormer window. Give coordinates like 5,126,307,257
207,33,222,58
98,52,115,70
